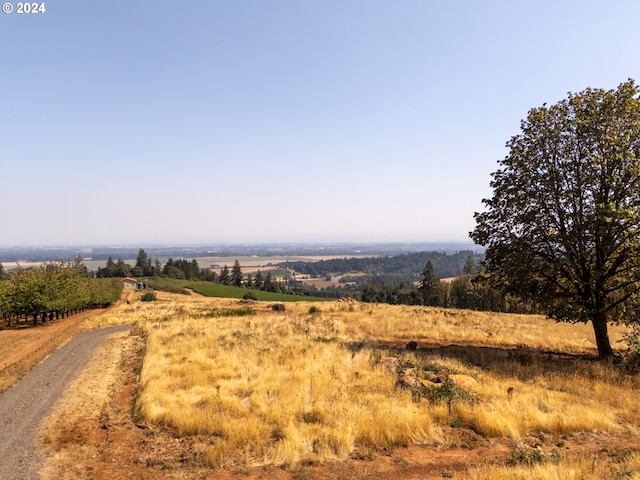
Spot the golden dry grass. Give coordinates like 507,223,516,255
82,290,640,476
468,455,640,480
135,307,444,466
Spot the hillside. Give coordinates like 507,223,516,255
28,291,640,479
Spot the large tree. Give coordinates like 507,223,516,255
471,80,640,358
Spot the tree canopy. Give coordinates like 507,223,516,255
471,80,640,358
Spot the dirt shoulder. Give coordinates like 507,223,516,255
0,315,89,392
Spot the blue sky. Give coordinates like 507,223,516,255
2,1,639,246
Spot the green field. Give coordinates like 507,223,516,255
145,277,328,302
186,282,329,302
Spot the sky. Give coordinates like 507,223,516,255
2,1,640,246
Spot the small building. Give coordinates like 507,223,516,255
121,277,137,290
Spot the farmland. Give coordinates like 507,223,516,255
26,290,640,479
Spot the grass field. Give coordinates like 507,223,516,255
65,290,640,478
187,281,330,302
142,277,330,302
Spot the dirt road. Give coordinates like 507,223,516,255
0,324,131,480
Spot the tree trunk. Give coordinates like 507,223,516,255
592,311,614,358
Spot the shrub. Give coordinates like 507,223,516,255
507,445,561,466
243,291,258,300
140,292,157,302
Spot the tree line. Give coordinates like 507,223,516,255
121,248,521,307
94,251,306,296
354,258,541,314
77,248,540,311
0,258,123,327
281,251,483,280
96,249,216,281
0,247,540,329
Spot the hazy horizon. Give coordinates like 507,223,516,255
0,239,478,250
0,236,478,249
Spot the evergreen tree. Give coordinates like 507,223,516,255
231,260,243,287
219,265,231,285
105,256,116,276
154,258,162,276
254,270,264,290
135,248,154,276
418,261,442,306
190,259,200,280
463,255,477,275
263,271,274,291
162,258,175,276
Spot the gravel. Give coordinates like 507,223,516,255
0,324,131,480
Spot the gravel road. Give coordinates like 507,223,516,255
0,324,131,480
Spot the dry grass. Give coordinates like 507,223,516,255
96,291,640,475
345,303,622,355
467,450,640,479
135,306,444,466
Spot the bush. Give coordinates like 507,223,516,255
243,291,258,301
140,292,158,302
507,445,561,466
308,305,320,314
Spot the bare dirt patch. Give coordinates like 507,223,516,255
0,320,82,392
